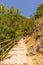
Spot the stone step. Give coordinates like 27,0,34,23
0,38,27,65
0,63,27,65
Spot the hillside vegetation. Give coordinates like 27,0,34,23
0,4,35,41
0,3,43,49
24,4,43,65
0,3,43,65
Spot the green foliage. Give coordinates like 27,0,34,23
34,3,43,19
0,3,43,60
0,4,35,42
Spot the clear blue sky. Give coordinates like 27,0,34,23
0,0,43,17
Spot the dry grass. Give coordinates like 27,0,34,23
25,35,43,65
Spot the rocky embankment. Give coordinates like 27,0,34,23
25,17,43,65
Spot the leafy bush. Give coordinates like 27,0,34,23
0,4,35,41
34,3,43,19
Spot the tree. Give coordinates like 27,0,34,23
34,3,43,19
0,4,5,14
7,6,15,15
15,9,20,15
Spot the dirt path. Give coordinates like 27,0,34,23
0,38,27,65
27,56,36,65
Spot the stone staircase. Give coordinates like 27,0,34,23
0,38,27,65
